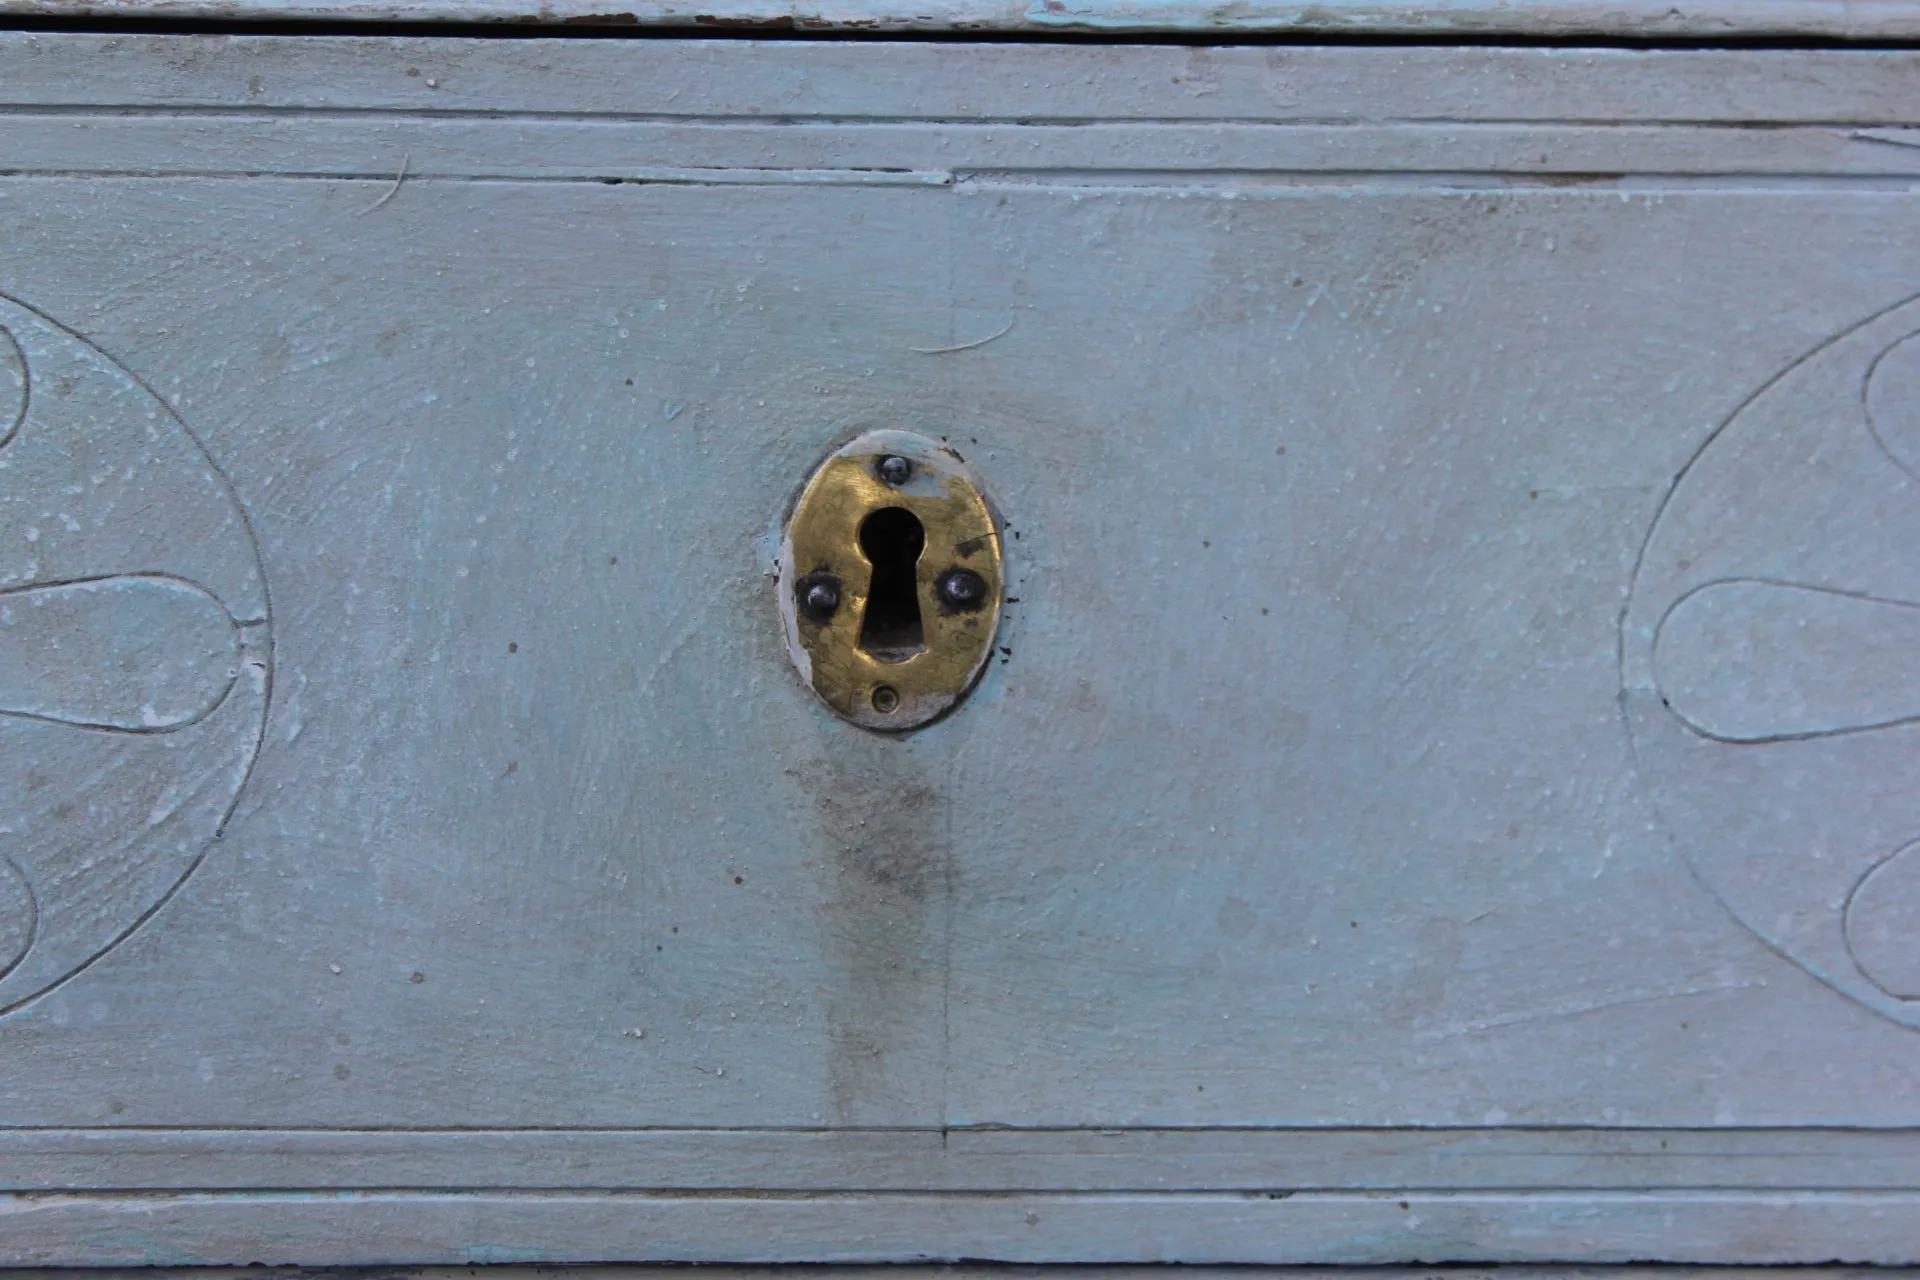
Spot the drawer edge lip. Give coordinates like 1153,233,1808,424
7,1126,1920,1195
0,36,1917,131
9,1189,1920,1267
2,0,1920,39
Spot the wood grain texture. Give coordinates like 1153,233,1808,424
3,120,1919,182
1,38,1917,122
10,1127,1920,1191
12,1191,1920,1265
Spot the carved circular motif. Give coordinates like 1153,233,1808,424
0,296,270,1014
1868,330,1920,483
0,325,24,450
1624,296,1920,1026
1845,840,1920,1000
0,856,36,980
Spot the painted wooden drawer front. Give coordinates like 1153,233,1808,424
3,33,1920,1266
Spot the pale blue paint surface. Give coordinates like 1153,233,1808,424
0,30,1918,1268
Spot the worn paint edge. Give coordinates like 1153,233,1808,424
9,1190,1920,1266
1,0,1919,35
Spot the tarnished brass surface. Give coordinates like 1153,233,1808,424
779,430,1003,731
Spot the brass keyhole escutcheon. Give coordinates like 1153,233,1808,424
779,430,1004,731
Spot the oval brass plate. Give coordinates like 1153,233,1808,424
778,430,1004,731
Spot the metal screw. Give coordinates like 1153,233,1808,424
937,568,988,611
870,684,900,714
797,573,841,623
876,455,913,486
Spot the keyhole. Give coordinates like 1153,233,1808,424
858,506,927,663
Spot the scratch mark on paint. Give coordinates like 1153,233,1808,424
911,318,1015,355
1287,281,1326,338
1419,979,1765,1040
362,153,412,214
1850,129,1920,151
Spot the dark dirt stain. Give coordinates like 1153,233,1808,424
693,12,796,24
562,9,639,19
1386,916,1463,1029
1533,172,1627,187
1217,896,1258,941
373,322,413,356
814,779,944,907
789,750,950,1126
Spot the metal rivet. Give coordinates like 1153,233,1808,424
876,455,913,486
797,573,841,623
937,568,988,611
870,684,900,714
